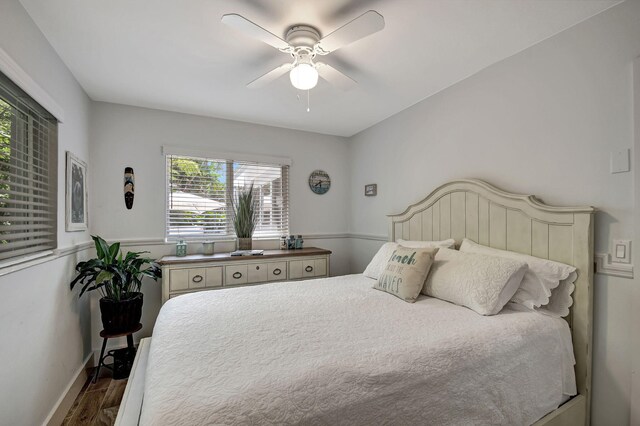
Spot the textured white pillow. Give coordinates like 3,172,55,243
363,239,456,280
363,242,399,280
536,271,577,318
397,238,456,249
459,239,576,310
373,246,439,303
423,248,528,315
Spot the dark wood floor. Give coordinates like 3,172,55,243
63,368,127,426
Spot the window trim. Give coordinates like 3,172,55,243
0,46,64,123
164,148,291,242
162,146,292,167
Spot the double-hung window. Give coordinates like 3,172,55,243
166,153,289,240
0,72,58,262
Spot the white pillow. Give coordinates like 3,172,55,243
423,248,528,315
373,246,439,303
363,239,456,280
536,271,577,318
363,242,398,280
459,239,576,310
397,238,456,249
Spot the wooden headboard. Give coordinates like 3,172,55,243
388,179,595,423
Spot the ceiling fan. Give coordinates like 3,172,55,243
221,10,385,92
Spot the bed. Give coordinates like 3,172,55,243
115,179,594,425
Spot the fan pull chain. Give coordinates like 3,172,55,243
295,90,310,112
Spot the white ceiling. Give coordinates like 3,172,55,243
20,0,621,137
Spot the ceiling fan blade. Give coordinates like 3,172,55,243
315,10,384,54
247,63,293,89
221,14,290,51
316,63,357,91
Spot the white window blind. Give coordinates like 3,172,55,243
0,71,58,261
166,154,289,240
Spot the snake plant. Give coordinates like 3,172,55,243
232,183,257,239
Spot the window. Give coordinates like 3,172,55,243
0,72,58,262
166,154,289,240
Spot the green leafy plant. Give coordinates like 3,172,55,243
70,235,162,301
232,183,257,238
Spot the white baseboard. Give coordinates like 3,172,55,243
44,354,94,426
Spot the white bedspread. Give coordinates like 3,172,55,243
141,274,576,426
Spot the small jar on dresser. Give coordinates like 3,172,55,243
158,247,331,304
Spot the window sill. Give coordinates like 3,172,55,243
0,242,92,277
164,237,281,244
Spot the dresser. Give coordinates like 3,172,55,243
158,247,332,303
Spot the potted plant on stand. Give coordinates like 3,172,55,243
232,183,257,250
70,235,162,333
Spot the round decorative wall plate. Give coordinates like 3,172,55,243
308,170,331,195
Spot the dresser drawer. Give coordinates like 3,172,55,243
247,263,268,283
302,259,316,278
267,262,287,281
188,269,206,289
204,267,223,288
289,258,327,279
289,260,303,279
169,269,189,291
225,264,248,285
314,258,327,276
171,267,223,290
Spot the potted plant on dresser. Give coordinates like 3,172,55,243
232,183,257,250
70,235,162,333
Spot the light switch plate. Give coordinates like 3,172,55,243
610,149,630,174
612,239,631,264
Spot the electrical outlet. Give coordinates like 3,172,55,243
612,240,631,264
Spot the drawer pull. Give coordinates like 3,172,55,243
273,268,282,276
192,275,203,283
232,272,243,279
305,265,314,272
255,266,260,270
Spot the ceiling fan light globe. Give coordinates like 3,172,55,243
289,64,318,90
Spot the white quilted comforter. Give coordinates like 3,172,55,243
140,274,575,426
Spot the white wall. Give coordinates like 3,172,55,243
88,102,351,349
631,55,640,426
347,2,640,424
0,1,92,425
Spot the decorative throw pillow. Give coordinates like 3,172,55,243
363,239,454,280
373,246,439,303
459,238,577,310
424,248,528,315
363,242,399,280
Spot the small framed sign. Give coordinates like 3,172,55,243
365,184,377,196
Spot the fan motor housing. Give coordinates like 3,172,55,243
285,25,321,48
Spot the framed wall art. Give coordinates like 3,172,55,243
365,183,377,196
65,151,88,231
